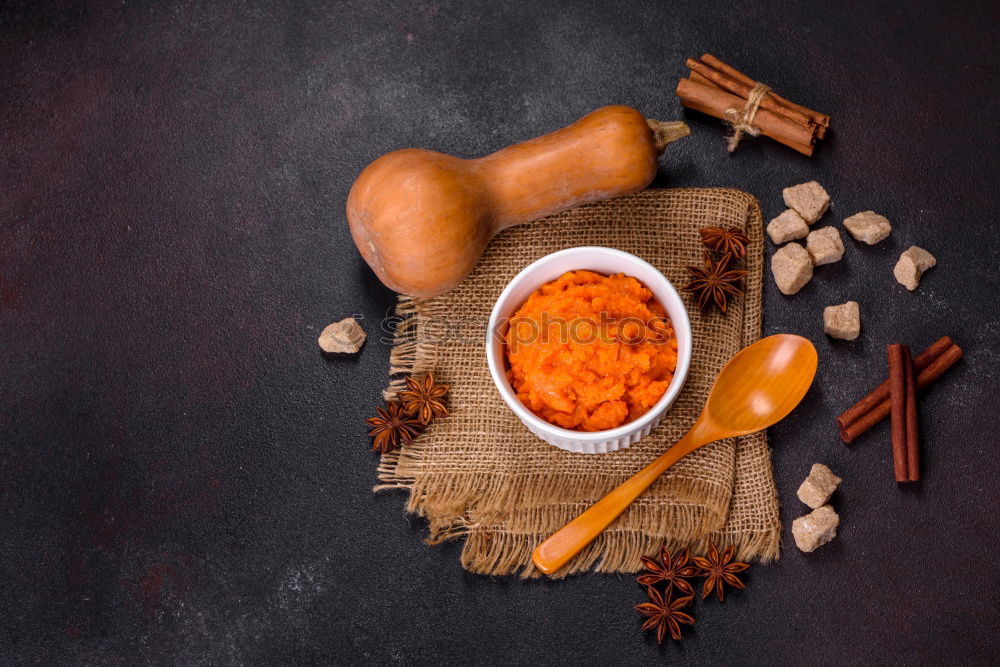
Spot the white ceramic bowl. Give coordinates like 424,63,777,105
486,247,692,454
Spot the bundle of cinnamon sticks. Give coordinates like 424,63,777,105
675,54,830,156
837,336,964,483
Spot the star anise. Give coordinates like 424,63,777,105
692,542,750,602
636,547,697,597
700,226,750,259
398,372,449,425
366,401,422,453
683,252,747,313
635,586,695,644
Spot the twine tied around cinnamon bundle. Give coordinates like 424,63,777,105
723,83,771,152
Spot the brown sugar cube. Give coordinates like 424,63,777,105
771,243,813,295
823,301,861,341
893,246,937,291
318,317,367,354
806,226,845,265
782,181,830,224
796,464,843,509
767,209,810,244
791,505,840,553
843,211,892,245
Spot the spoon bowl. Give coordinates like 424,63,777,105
531,334,818,575
703,334,818,436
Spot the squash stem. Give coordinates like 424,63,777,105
646,119,691,153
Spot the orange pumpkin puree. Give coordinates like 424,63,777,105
506,270,677,431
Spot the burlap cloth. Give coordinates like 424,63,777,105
376,188,780,578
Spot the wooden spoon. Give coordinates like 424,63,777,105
531,334,818,575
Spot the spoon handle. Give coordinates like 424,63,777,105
531,423,712,575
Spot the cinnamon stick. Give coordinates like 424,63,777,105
837,336,952,438
904,351,920,481
888,344,909,482
838,341,963,444
700,53,831,133
688,70,716,88
684,57,814,130
675,77,816,155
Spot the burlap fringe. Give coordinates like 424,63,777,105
382,296,448,401
460,527,779,579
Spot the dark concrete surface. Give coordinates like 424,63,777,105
2,1,998,664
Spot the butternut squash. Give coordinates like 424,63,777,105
347,106,689,297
